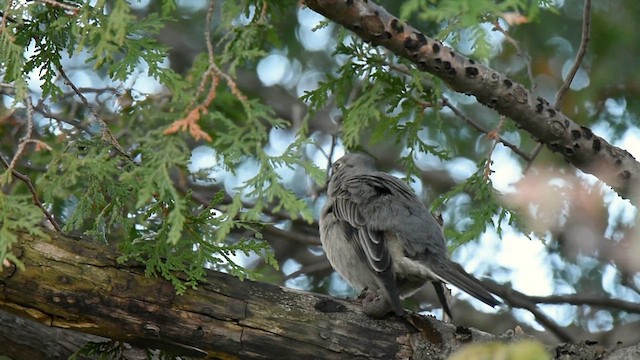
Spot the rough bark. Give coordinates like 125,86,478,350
303,0,640,206
0,229,637,359
0,308,105,360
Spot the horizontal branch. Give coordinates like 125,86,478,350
2,230,638,359
303,0,640,206
525,293,640,313
1,229,498,359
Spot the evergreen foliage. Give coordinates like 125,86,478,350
0,0,558,292
2,2,638,352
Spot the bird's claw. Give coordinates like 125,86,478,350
361,289,393,318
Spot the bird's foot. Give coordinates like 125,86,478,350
355,288,370,302
360,289,393,318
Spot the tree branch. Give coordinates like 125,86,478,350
303,0,640,206
2,229,639,359
0,229,496,359
441,96,531,161
554,0,592,108
0,154,61,232
481,280,640,343
57,67,134,163
528,0,592,167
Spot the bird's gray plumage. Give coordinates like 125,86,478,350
319,153,499,317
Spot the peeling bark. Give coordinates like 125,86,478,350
303,0,640,205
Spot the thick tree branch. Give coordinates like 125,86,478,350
0,309,105,360
2,230,639,359
303,0,640,206
0,229,496,359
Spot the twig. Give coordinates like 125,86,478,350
1,1,13,29
525,143,544,172
483,282,575,342
554,0,592,108
441,97,531,161
525,293,640,314
526,303,574,343
34,107,94,135
386,62,531,162
203,0,245,102
9,96,36,169
166,0,247,141
483,117,505,179
323,135,338,188
57,66,133,162
526,0,591,170
204,0,216,65
492,21,535,89
35,0,79,13
481,279,640,341
262,226,321,247
62,87,120,100
0,154,62,232
283,260,331,281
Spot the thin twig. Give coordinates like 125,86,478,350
205,0,216,65
386,62,530,162
62,87,120,100
492,21,535,89
526,0,591,170
1,1,13,29
554,0,591,108
57,66,133,162
284,260,331,281
441,97,531,160
483,282,575,342
525,143,544,173
35,0,79,13
324,135,338,187
0,154,62,232
483,117,505,179
166,0,248,141
526,304,574,343
482,279,640,341
262,226,321,247
525,293,640,313
9,95,36,169
34,107,94,135
204,0,245,102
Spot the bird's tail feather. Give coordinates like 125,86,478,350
433,260,500,307
432,282,453,319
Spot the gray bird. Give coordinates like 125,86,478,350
319,153,499,318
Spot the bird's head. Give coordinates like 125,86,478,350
328,153,377,191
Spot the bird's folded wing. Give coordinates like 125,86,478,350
333,177,404,314
333,195,392,274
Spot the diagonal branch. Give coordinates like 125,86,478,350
528,0,592,167
303,0,640,206
481,280,640,343
57,67,134,163
554,0,592,108
0,154,61,231
441,97,531,161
